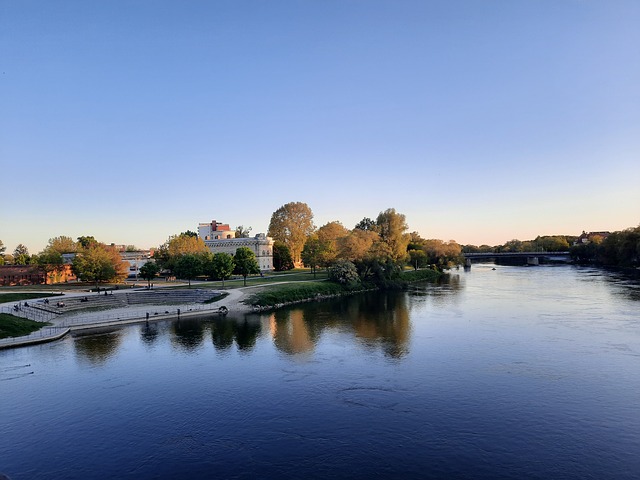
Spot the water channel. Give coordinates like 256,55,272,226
1,264,639,479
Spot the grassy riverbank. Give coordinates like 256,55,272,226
244,268,442,309
0,313,51,339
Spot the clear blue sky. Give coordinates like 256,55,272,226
1,0,638,254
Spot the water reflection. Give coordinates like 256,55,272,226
266,290,416,358
73,329,123,365
270,309,317,355
171,319,205,352
211,315,261,351
140,322,159,345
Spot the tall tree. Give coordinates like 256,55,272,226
234,247,260,287
337,229,380,262
316,221,349,267
139,261,160,288
376,208,410,262
0,240,5,256
72,243,129,287
268,201,315,265
13,244,30,265
272,241,294,271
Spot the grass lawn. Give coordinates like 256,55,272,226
0,313,51,339
0,292,63,303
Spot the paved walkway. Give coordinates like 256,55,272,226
0,286,252,350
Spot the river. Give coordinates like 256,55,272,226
1,264,639,479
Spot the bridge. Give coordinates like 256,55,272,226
462,251,571,268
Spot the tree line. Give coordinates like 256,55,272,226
266,202,464,287
569,226,640,268
151,233,260,287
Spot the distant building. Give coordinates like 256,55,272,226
574,231,611,245
198,220,235,240
0,265,46,286
119,251,152,278
199,219,274,271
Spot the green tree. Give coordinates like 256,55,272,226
354,217,378,232
72,243,130,287
156,233,209,272
301,236,323,278
77,236,99,249
234,247,260,287
36,250,64,284
234,225,252,238
174,254,203,286
0,240,6,256
207,252,235,287
139,261,160,288
13,244,30,265
272,241,294,271
268,201,315,266
376,208,410,262
407,249,427,270
45,236,78,254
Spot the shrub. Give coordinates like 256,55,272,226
328,260,360,285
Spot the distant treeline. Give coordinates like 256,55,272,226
463,235,575,254
569,226,640,268
463,227,640,269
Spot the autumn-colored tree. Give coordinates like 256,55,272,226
337,229,380,262
155,233,209,272
376,208,410,262
316,221,349,267
268,202,315,266
421,239,463,270
72,243,129,287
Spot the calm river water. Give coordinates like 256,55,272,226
1,265,639,479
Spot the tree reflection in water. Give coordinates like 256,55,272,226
266,290,415,359
73,329,123,365
210,315,261,352
140,322,159,346
171,319,205,352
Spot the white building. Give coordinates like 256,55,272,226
199,220,274,272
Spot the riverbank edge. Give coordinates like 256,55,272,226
1,269,442,348
244,268,443,312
